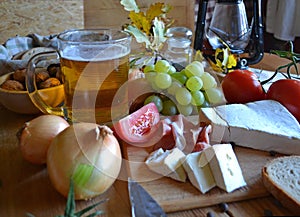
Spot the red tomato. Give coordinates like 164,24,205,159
113,102,171,147
221,69,266,104
266,79,300,122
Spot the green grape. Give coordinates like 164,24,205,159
205,87,224,104
180,69,187,76
144,71,157,83
201,72,217,90
151,81,162,92
175,87,192,105
144,95,163,112
154,59,170,73
161,100,178,116
185,61,204,77
201,99,211,108
177,104,193,116
167,65,177,75
144,64,155,73
193,61,204,67
154,73,172,89
186,76,203,91
167,81,182,95
171,72,188,85
191,90,205,106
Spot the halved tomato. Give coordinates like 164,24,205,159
113,102,170,147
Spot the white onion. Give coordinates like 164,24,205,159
47,123,122,200
17,115,70,164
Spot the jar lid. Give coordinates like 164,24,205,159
216,0,242,3
166,27,192,40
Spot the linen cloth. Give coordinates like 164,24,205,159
266,0,300,41
0,34,58,76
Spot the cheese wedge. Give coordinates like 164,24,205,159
183,144,246,193
200,100,300,155
182,152,216,193
145,148,187,182
201,144,247,193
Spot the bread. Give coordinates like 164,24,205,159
262,156,300,214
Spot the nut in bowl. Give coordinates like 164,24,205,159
0,67,65,114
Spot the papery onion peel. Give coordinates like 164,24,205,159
47,122,122,200
17,115,70,164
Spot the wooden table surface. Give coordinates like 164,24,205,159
251,52,300,74
0,53,296,217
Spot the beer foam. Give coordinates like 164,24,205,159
60,44,130,61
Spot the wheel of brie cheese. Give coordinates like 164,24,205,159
200,100,300,155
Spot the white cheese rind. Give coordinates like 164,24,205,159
200,100,300,155
145,148,187,182
182,152,216,193
203,144,246,193
183,144,246,193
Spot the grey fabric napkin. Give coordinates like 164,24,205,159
0,34,58,76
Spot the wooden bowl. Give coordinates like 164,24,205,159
0,72,64,114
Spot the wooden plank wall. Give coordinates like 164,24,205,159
84,0,197,32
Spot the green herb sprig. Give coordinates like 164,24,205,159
261,41,300,85
27,180,108,217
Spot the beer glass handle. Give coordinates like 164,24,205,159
26,51,65,117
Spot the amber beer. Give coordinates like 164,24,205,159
60,44,130,124
25,29,131,122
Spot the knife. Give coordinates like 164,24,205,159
128,178,167,217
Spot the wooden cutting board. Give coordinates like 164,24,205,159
123,144,276,213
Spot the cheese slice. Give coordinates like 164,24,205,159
145,148,187,182
201,144,246,193
182,152,216,193
200,100,300,155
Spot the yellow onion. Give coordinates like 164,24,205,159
47,123,122,200
17,115,70,164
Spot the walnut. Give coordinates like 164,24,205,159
0,80,25,91
13,68,26,83
38,77,61,89
55,68,63,82
47,64,60,77
35,71,50,84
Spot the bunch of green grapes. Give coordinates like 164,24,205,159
143,59,224,116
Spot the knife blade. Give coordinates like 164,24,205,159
128,178,167,217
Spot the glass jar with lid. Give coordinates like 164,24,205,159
163,27,193,67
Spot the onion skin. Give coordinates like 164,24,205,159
47,123,122,200
18,115,70,164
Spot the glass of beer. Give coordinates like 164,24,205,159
26,29,131,124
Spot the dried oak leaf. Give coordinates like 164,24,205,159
146,3,170,22
129,11,151,35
